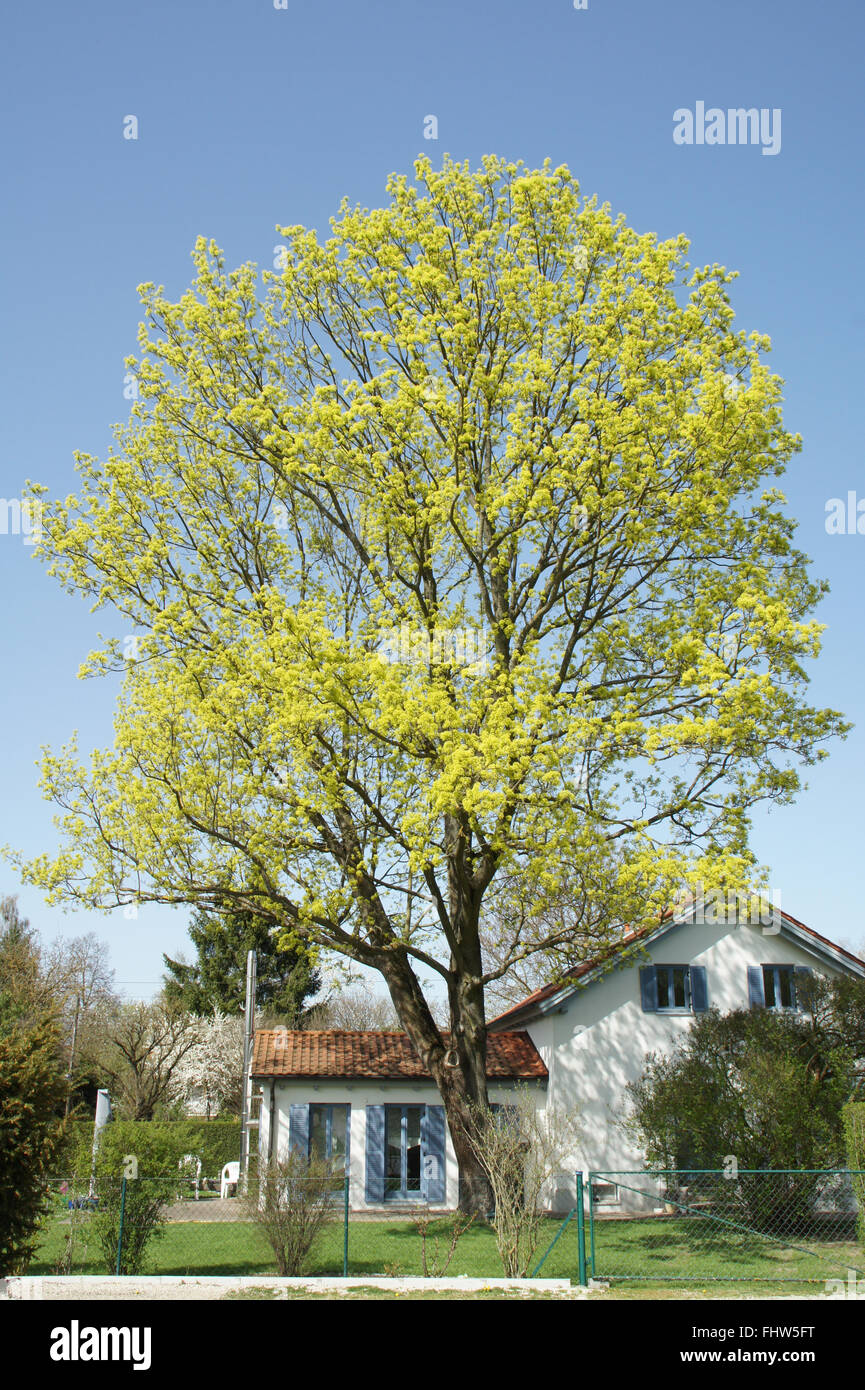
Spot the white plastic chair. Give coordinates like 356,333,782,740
179,1153,202,1201
220,1161,240,1199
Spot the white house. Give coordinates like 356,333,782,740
252,899,865,1213
252,1029,547,1210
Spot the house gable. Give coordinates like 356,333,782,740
488,902,865,1032
490,905,864,1182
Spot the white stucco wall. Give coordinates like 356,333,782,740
256,1075,546,1210
526,911,862,1210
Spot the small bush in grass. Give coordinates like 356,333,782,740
91,1175,178,1275
413,1213,474,1276
246,1153,338,1276
77,1125,189,1274
51,1200,94,1275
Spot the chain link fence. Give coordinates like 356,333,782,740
28,1169,863,1285
585,1170,865,1284
30,1177,576,1280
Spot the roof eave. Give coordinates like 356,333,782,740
251,1071,548,1082
488,907,865,1027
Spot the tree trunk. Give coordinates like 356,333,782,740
381,947,493,1217
434,1062,493,1216
336,801,496,1215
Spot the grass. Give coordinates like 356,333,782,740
30,1212,521,1278
27,1209,864,1290
590,1216,864,1286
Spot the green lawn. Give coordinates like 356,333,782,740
27,1211,864,1288
589,1216,863,1285
30,1213,549,1279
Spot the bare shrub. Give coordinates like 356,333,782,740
413,1212,474,1276
467,1090,579,1277
302,986,401,1031
246,1153,338,1276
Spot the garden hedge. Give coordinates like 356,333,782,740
59,1118,240,1180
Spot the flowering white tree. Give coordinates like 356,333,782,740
169,1011,245,1118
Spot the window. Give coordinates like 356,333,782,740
640,964,708,1013
763,965,797,1011
657,965,690,1011
365,1104,447,1205
748,964,811,1011
591,1180,619,1207
385,1105,423,1198
308,1104,349,1173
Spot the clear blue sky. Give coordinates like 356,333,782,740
1,0,863,999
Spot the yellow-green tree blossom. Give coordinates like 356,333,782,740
15,156,846,1209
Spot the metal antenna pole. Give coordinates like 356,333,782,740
239,949,257,1187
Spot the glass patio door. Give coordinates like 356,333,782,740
309,1104,350,1175
385,1105,423,1198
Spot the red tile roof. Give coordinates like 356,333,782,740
488,902,865,1027
251,1029,548,1081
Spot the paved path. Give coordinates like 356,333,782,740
3,1275,579,1301
162,1198,250,1222
160,1199,457,1222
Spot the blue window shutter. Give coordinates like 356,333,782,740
365,1106,386,1203
422,1106,447,1204
747,966,765,1009
288,1104,309,1156
690,965,708,1013
639,966,658,1012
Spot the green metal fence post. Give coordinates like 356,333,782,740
343,1174,349,1277
587,1172,596,1279
575,1172,587,1286
115,1177,127,1276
